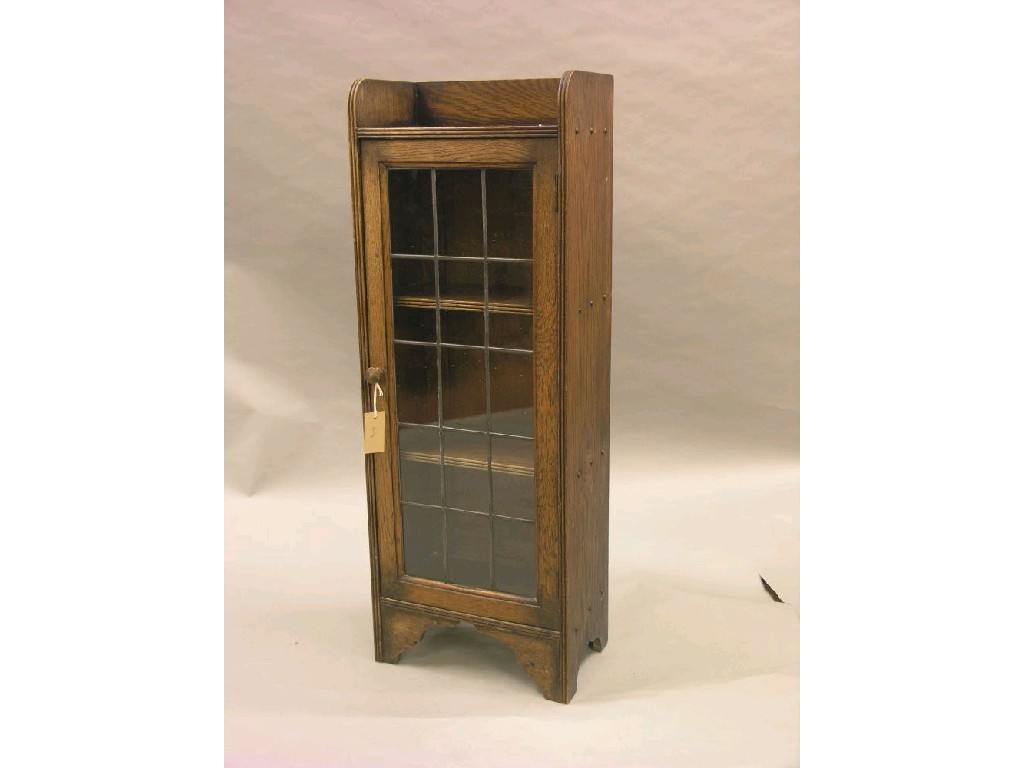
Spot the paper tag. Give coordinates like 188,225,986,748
363,411,386,454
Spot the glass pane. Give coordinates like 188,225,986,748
489,351,533,437
488,260,531,311
440,309,483,346
389,170,433,255
439,259,484,307
391,256,434,302
486,170,532,260
493,471,535,521
403,504,444,580
398,426,442,507
388,165,537,598
394,344,437,425
441,347,486,430
436,170,483,257
443,430,489,512
489,312,532,350
447,510,490,589
445,465,489,515
490,436,535,520
399,456,441,506
394,306,435,343
493,517,536,597
397,424,440,459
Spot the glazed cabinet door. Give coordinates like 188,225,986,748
358,138,560,629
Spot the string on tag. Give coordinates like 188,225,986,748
372,383,384,419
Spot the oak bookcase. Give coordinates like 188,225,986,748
348,71,612,703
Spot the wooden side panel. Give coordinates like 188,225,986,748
416,79,560,126
349,78,418,661
558,70,613,702
351,78,415,128
349,80,382,661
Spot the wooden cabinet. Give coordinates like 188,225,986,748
347,72,612,703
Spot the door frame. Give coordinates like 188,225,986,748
358,138,561,629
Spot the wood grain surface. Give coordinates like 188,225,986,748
358,125,557,140
415,79,560,126
350,78,415,128
379,599,564,701
558,69,614,702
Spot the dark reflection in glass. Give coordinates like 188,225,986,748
486,169,533,260
393,306,436,343
489,312,532,350
493,471,535,521
488,260,531,308
391,256,434,301
436,170,483,257
447,511,490,589
489,351,533,437
389,170,434,255
490,436,535,520
440,309,483,346
490,409,533,439
399,457,441,506
403,504,444,581
445,465,489,514
397,423,442,509
441,347,486,430
493,517,537,597
490,434,533,470
443,430,489,512
439,259,484,305
395,344,437,425
397,424,439,457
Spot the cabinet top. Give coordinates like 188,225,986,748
348,71,612,136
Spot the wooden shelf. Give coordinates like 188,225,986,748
400,450,532,477
391,253,532,263
394,290,531,315
394,339,533,355
358,125,558,140
399,421,534,477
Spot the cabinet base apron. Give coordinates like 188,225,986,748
376,598,604,704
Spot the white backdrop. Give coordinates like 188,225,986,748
226,1,798,765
